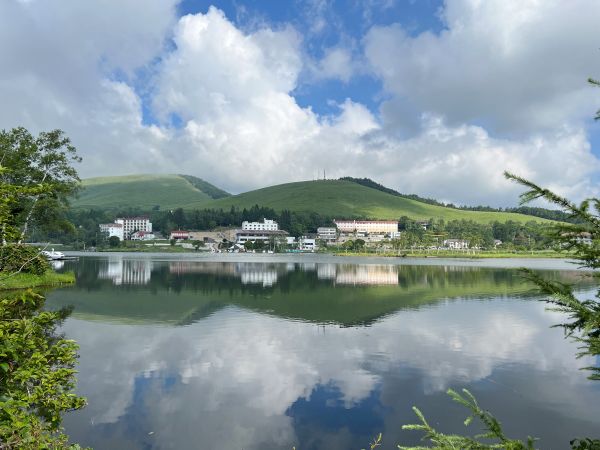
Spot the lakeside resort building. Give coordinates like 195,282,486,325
333,220,399,235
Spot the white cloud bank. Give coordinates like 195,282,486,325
0,0,599,205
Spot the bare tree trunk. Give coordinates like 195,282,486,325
18,171,48,244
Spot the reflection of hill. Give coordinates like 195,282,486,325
45,260,593,327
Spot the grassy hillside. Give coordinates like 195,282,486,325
207,180,551,224
74,175,552,223
73,174,222,210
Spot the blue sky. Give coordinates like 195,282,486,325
179,0,446,117
1,0,599,205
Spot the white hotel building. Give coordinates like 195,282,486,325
334,220,398,235
100,216,152,240
99,223,124,240
115,216,152,240
236,219,288,245
241,219,279,231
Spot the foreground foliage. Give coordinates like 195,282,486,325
0,127,81,242
0,127,85,448
0,290,86,449
506,172,600,381
0,244,49,276
399,389,535,450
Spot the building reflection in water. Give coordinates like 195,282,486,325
168,261,401,287
331,265,399,285
97,256,153,285
99,259,408,287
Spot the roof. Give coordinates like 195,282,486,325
100,223,122,227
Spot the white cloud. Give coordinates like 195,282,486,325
312,46,355,82
0,0,598,205
364,0,600,133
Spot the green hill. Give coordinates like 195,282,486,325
207,180,550,224
73,175,552,224
73,174,227,211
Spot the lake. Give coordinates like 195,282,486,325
46,254,600,449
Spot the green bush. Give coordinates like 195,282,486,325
0,290,86,448
0,245,49,275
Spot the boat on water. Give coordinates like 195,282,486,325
42,249,65,260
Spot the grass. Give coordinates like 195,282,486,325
74,175,554,224
0,271,75,290
209,180,552,224
73,174,219,210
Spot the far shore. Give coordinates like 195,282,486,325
60,250,585,272
60,247,571,259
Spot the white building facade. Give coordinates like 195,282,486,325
115,216,152,240
241,219,278,231
99,223,124,241
317,227,337,241
299,237,317,252
334,220,398,235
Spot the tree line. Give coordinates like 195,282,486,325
32,204,556,252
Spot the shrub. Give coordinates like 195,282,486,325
0,245,49,275
0,290,86,448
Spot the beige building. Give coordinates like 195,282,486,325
334,220,398,234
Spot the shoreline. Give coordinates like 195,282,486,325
62,251,583,271
65,248,570,259
331,250,569,259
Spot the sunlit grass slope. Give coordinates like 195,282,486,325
208,180,551,224
73,174,222,210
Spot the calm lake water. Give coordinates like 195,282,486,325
46,254,600,449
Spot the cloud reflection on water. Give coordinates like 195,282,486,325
60,288,600,449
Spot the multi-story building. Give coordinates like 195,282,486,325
334,220,398,235
299,236,317,252
235,229,288,245
114,216,152,240
317,227,337,241
99,223,124,240
241,219,278,231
